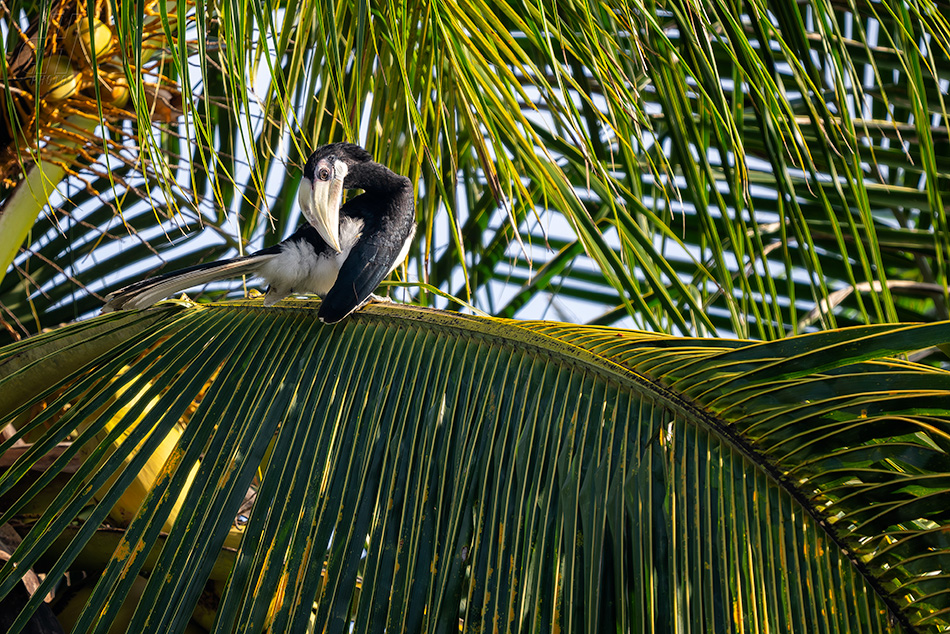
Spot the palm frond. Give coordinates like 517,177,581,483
1,302,949,632
2,0,948,341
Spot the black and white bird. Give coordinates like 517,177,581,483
103,143,415,323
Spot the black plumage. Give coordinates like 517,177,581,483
103,143,415,323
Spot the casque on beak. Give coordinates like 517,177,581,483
298,162,348,252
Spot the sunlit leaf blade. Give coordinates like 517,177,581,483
1,302,948,632
2,0,948,342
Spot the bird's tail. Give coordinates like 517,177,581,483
102,253,278,312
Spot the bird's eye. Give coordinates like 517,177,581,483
318,167,331,181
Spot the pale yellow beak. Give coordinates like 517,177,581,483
298,163,347,252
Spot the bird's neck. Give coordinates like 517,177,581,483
347,162,412,195
341,163,414,223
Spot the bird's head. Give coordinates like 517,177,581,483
298,143,373,253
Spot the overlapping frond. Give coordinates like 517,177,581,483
1,302,948,632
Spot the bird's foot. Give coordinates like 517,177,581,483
352,293,393,313
367,293,393,304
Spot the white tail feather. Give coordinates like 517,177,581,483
102,254,277,312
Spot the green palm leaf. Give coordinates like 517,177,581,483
2,0,948,341
1,301,948,632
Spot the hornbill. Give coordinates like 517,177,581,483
103,143,415,323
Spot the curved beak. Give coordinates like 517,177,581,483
298,171,346,252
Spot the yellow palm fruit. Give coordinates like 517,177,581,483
38,56,81,101
99,66,131,107
63,17,115,65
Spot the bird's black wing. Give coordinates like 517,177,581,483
318,208,414,323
